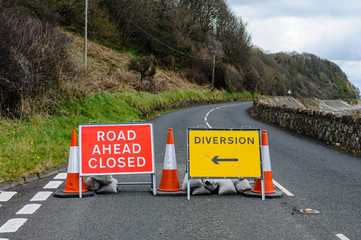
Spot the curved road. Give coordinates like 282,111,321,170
1,102,360,239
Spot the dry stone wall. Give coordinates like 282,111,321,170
253,99,361,150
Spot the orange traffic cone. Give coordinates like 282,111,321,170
252,130,276,194
55,130,94,198
243,130,282,199
158,128,181,192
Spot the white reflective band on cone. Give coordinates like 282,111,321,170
261,145,272,172
67,146,79,173
163,144,177,170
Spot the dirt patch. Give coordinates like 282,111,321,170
64,31,207,95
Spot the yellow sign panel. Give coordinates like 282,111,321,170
188,129,261,178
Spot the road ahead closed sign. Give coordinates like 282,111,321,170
188,129,261,178
79,124,154,175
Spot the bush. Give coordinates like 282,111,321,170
0,8,76,117
128,56,156,83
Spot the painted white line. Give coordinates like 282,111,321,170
273,179,294,197
0,238,10,240
205,108,214,118
0,191,17,202
336,234,350,240
43,181,63,189
205,108,215,128
53,173,67,180
204,105,229,129
0,218,27,233
30,191,52,201
16,204,41,215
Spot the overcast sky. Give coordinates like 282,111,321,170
228,0,361,92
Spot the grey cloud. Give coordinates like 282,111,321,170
228,0,361,19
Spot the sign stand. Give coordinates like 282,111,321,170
78,123,156,198
187,128,264,200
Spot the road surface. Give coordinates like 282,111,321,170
1,102,360,240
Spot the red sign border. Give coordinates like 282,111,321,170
78,123,155,176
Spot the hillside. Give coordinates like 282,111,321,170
251,50,358,99
66,31,206,95
1,0,358,111
0,29,256,183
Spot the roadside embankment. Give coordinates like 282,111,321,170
253,97,361,151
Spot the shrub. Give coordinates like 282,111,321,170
0,8,76,117
128,56,156,83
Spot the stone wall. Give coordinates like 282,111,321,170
253,99,361,150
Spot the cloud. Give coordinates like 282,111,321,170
229,0,361,60
229,0,361,19
227,0,361,90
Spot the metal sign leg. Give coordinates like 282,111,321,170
152,174,157,196
187,180,190,200
261,179,265,201
79,176,83,199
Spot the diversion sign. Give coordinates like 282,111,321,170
188,128,262,178
79,124,154,176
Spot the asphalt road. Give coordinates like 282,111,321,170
1,101,360,240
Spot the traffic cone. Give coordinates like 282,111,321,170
55,130,94,198
252,130,275,194
158,128,181,192
243,130,282,198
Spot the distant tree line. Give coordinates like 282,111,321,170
250,49,358,99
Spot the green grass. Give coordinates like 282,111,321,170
0,88,255,183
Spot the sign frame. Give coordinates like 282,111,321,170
78,123,156,197
187,128,265,200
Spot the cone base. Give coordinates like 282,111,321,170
54,189,95,198
158,169,181,192
252,171,276,194
158,187,182,192
63,173,87,193
243,189,283,199
151,188,186,196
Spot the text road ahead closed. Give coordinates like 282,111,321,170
79,124,154,175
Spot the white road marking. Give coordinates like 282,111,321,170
204,105,230,128
273,180,294,197
0,191,17,202
16,204,41,215
205,108,215,128
0,218,27,233
43,181,63,189
30,191,52,201
336,234,350,240
53,173,67,179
